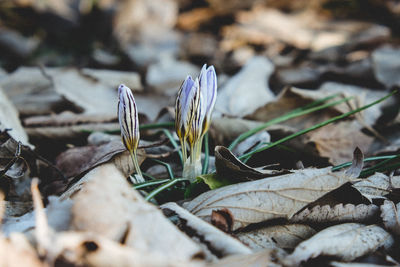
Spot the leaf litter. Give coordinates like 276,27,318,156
1,1,400,266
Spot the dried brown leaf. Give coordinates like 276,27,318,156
307,121,373,165
56,139,145,178
237,224,316,250
183,167,355,230
291,203,379,224
284,223,394,266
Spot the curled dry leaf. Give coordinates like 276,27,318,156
70,164,203,262
290,203,379,224
284,223,394,266
344,147,364,179
380,200,400,236
352,173,400,202
237,224,316,250
161,202,252,258
183,167,355,230
211,208,234,233
215,146,285,183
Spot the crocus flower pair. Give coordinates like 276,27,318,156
118,64,217,183
175,64,217,181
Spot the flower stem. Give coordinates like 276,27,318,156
130,150,144,183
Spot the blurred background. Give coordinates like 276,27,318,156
0,0,399,77
0,0,399,166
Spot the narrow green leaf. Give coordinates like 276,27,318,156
239,90,397,160
152,159,175,179
145,178,187,201
229,94,352,150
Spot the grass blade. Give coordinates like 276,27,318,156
229,94,352,150
145,178,187,201
134,179,170,189
152,159,175,179
332,155,400,171
239,90,397,160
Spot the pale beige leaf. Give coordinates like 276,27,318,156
70,164,203,262
0,87,30,146
237,224,315,250
0,233,45,267
284,223,394,266
215,56,275,118
183,167,354,230
49,231,202,267
291,203,379,224
161,202,251,258
330,261,394,267
380,200,400,236
352,173,400,201
210,117,263,144
208,249,274,267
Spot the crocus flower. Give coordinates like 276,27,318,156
175,64,217,181
118,84,144,183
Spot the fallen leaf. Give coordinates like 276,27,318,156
208,249,275,267
380,200,400,236
221,7,389,51
352,173,400,202
371,46,400,88
237,224,316,250
183,167,355,230
56,139,145,179
210,117,264,144
308,121,373,165
161,202,252,258
247,86,347,130
0,87,30,146
290,203,379,224
215,56,275,118
232,130,270,156
70,163,203,261
49,231,202,267
2,196,72,236
0,233,45,267
284,223,394,266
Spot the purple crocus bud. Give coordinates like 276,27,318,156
175,76,200,145
198,64,217,136
118,84,140,152
118,84,144,183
